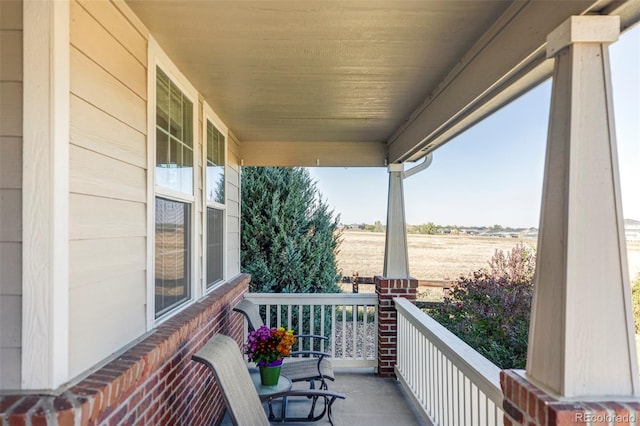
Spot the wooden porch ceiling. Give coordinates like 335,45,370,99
126,0,640,167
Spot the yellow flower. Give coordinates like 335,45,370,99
244,325,296,366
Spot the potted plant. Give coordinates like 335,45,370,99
245,325,295,385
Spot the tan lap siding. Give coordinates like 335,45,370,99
227,133,242,278
70,96,146,168
0,0,23,390
68,0,148,378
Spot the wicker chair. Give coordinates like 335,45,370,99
192,334,345,425
233,299,335,390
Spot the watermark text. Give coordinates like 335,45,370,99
575,412,637,423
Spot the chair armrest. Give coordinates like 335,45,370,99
293,334,329,357
290,350,330,359
259,388,345,402
294,333,329,341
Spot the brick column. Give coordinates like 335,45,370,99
501,370,640,426
375,276,418,377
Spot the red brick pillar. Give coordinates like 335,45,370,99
375,276,418,378
501,370,640,426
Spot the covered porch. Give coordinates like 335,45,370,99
239,290,504,425
1,1,639,425
230,369,429,426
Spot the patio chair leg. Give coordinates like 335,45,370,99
282,396,288,422
305,377,328,417
307,395,319,419
267,398,276,420
327,396,338,426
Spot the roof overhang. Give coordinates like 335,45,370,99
387,0,640,163
126,0,640,166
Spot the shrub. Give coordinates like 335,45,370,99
428,243,535,369
632,273,640,333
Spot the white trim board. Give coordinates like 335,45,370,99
22,0,70,390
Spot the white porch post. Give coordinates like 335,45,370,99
378,163,417,377
22,0,70,389
526,16,638,397
383,164,409,278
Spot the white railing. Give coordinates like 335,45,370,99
244,293,378,368
394,298,504,426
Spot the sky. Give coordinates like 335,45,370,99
308,25,640,229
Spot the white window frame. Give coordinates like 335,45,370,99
202,102,228,292
147,36,200,327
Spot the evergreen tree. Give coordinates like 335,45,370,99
241,167,342,293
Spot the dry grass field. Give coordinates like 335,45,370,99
337,231,640,282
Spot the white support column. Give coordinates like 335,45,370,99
22,0,70,389
526,16,638,397
383,164,409,278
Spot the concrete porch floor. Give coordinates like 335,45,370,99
221,369,428,426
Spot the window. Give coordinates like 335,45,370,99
149,41,229,322
206,121,225,204
207,208,224,286
155,198,191,317
205,118,226,287
156,67,194,195
154,64,195,318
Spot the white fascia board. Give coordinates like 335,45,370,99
386,1,619,163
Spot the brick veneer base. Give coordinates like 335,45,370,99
501,370,640,426
375,276,418,378
0,274,250,426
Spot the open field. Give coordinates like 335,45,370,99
337,231,640,282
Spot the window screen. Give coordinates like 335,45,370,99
155,197,191,317
207,207,224,287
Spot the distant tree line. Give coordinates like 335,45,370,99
342,221,534,235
